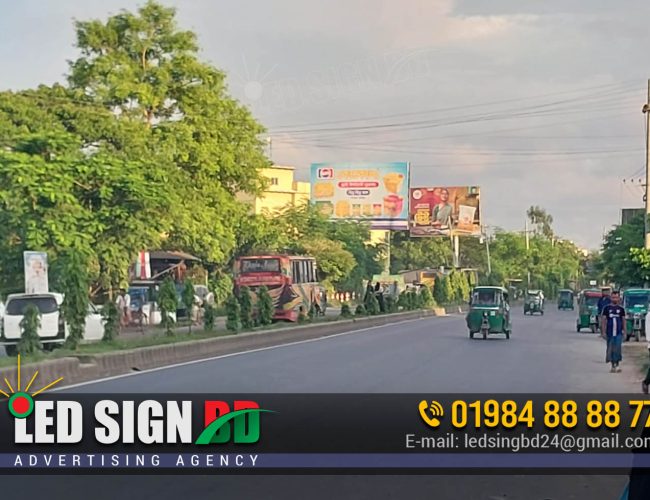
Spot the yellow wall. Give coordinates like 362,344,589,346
238,165,311,215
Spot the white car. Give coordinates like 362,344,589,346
0,293,104,356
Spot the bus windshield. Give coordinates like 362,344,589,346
241,258,281,273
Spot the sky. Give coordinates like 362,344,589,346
1,0,649,249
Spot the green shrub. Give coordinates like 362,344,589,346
257,286,274,326
225,295,241,333
102,300,120,342
419,286,434,308
398,291,409,310
238,286,253,329
340,303,353,318
181,278,195,334
56,250,90,350
355,304,367,316
365,293,380,316
203,303,216,332
385,295,398,313
158,277,178,336
18,305,42,355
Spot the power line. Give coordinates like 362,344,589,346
269,80,639,131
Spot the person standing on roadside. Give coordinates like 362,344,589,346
601,290,626,373
115,288,131,327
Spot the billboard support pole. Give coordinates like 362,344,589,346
453,235,460,268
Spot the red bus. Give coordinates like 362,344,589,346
233,255,325,321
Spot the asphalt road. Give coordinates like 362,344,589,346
17,307,639,499
66,305,640,393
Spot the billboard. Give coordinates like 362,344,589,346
409,186,481,237
23,251,49,294
310,162,410,230
621,208,644,225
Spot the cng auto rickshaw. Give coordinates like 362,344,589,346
523,289,544,315
466,286,512,340
576,289,602,333
557,289,574,310
623,288,650,342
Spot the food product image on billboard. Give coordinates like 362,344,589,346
409,186,481,237
310,162,410,230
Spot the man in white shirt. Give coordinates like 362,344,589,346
115,289,131,327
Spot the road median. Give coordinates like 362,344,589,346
0,309,437,388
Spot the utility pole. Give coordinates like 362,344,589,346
525,217,531,288
266,136,273,161
643,80,650,250
482,227,492,276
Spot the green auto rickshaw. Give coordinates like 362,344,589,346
576,289,602,333
557,289,574,310
623,288,650,342
466,286,512,340
523,289,544,315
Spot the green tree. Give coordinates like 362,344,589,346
238,286,253,329
158,277,177,336
17,305,42,355
600,215,644,286
257,285,274,326
340,303,353,318
527,205,554,239
630,248,650,284
101,300,120,342
181,279,195,334
225,295,241,333
68,1,269,265
55,250,90,350
210,272,233,307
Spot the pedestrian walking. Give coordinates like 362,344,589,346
600,290,626,373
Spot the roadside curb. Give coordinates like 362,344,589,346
0,310,437,388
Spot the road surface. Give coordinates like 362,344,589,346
16,307,637,499
66,306,640,393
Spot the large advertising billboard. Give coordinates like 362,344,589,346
310,162,410,230
409,186,481,237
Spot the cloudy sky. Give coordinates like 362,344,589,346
2,0,649,249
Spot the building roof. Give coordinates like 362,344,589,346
149,250,200,262
265,165,296,171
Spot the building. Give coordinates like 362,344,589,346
238,165,311,215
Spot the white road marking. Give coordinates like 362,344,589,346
57,315,453,391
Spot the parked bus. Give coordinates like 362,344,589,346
233,255,325,321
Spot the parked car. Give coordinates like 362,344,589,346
0,293,104,356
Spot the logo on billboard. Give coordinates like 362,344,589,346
317,167,334,179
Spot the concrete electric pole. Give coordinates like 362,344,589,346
643,80,650,249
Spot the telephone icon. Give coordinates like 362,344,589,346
418,400,444,428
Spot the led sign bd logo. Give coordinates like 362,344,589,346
195,401,274,445
2,355,63,419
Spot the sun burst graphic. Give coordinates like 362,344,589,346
1,355,64,419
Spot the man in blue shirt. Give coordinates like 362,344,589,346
600,290,626,372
